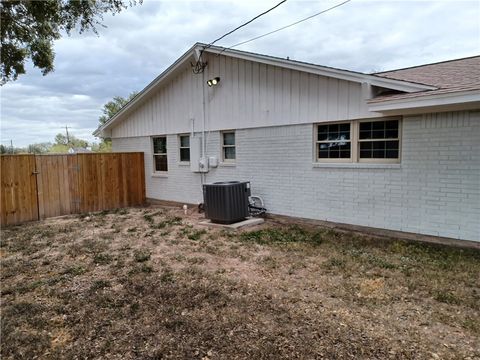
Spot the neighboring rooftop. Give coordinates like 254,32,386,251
370,56,480,102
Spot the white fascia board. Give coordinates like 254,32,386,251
368,90,480,112
203,46,436,93
94,44,201,136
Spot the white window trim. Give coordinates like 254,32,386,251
178,134,190,165
314,117,401,164
152,136,168,173
221,130,236,163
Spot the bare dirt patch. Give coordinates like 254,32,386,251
1,206,479,359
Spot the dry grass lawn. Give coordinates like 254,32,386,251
1,206,479,359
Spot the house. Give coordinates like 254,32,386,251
95,43,480,242
68,147,93,154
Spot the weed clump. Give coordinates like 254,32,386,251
128,263,154,275
62,265,87,276
180,226,207,241
133,250,151,263
150,216,183,229
90,280,111,291
434,290,461,305
160,268,175,283
240,225,330,246
93,253,113,265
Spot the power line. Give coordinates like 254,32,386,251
208,0,287,47
193,0,288,73
222,0,352,52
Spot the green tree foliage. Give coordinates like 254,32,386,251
1,0,141,84
1,134,113,155
96,92,137,151
0,143,27,154
98,92,138,125
91,139,112,152
54,133,88,148
49,132,89,153
27,142,52,154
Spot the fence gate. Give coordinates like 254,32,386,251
0,155,39,226
1,153,145,226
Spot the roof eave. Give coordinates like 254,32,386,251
94,43,440,136
94,43,203,136
204,46,437,92
367,90,480,113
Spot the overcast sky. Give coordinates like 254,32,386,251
1,0,479,147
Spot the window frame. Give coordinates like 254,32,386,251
357,118,401,164
152,136,168,173
221,130,236,163
315,121,353,163
314,117,401,164
178,134,190,164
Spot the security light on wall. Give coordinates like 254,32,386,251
207,77,220,87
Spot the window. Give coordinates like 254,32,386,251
179,135,190,162
358,120,399,160
315,118,401,163
152,136,167,172
222,131,236,162
317,123,351,161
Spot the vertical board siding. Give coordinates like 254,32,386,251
0,153,145,226
110,53,378,139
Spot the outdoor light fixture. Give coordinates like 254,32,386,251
207,77,220,87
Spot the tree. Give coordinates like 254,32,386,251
96,92,137,153
91,140,112,153
98,92,138,125
27,142,52,154
54,133,87,148
1,0,141,84
54,133,88,148
50,132,89,153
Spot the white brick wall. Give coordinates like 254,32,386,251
113,110,480,241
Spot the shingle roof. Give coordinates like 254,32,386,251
370,56,480,103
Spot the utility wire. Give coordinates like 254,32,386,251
208,0,287,47
193,0,288,73
221,0,352,53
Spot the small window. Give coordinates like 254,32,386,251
152,136,167,172
179,135,190,162
316,123,351,160
358,120,399,160
222,131,236,162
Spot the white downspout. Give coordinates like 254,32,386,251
201,66,207,185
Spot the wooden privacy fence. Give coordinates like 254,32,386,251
1,153,145,226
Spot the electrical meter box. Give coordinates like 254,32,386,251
190,136,202,172
209,156,219,168
190,137,209,173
